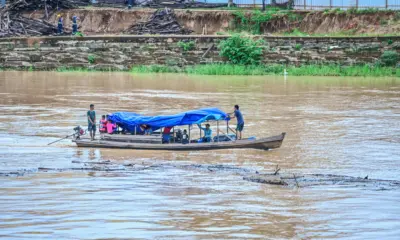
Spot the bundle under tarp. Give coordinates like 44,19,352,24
109,107,229,132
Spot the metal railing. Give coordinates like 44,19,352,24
233,0,400,9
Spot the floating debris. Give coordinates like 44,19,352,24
2,161,399,191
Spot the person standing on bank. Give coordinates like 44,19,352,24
87,104,96,140
72,15,79,35
57,14,63,34
230,105,244,140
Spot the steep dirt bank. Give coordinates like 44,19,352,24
299,11,400,35
24,8,400,35
24,8,233,35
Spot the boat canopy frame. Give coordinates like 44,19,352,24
108,108,235,144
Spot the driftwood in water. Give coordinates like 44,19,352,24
3,161,400,191
124,8,192,35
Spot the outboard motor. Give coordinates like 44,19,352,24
47,126,86,145
73,126,85,139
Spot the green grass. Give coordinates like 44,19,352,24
56,67,93,72
130,64,400,77
281,28,400,37
2,64,398,77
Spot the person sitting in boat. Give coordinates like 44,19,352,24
140,124,152,135
162,126,172,143
182,129,189,144
106,119,117,134
99,115,107,133
198,123,212,143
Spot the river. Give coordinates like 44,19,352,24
0,71,399,239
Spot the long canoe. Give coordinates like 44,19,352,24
73,132,286,151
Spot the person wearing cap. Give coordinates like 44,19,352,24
57,14,63,34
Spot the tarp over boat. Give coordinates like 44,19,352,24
108,108,229,132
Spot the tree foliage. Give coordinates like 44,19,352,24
218,34,265,65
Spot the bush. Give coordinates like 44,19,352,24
218,34,265,65
177,40,195,51
74,32,84,37
379,51,399,66
88,55,96,64
294,43,302,51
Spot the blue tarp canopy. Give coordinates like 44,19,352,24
108,108,229,132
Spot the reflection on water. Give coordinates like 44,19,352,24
0,71,399,239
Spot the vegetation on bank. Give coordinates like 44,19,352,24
227,7,400,36
4,64,397,77
281,28,400,37
232,8,304,34
130,64,400,77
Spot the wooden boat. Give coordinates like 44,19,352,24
73,132,286,151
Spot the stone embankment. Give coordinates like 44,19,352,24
0,35,399,70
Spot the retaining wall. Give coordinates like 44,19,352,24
0,35,399,70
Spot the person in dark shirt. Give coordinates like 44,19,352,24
230,105,244,140
72,15,79,35
87,104,96,140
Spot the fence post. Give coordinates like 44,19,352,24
386,0,388,9
330,0,332,9
304,0,306,10
356,0,359,9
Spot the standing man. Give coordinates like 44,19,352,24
87,104,96,140
72,15,79,35
57,14,63,34
230,105,244,140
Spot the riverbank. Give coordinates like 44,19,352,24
129,64,400,77
2,64,398,77
1,35,399,72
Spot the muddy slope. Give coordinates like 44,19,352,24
24,9,400,35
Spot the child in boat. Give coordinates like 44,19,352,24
144,125,152,135
99,115,107,133
140,124,152,135
106,119,117,134
198,123,212,143
182,129,189,144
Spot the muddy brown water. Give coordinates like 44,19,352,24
0,71,399,239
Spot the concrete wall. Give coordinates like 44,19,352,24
0,35,399,70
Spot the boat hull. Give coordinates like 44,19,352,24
73,133,286,151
